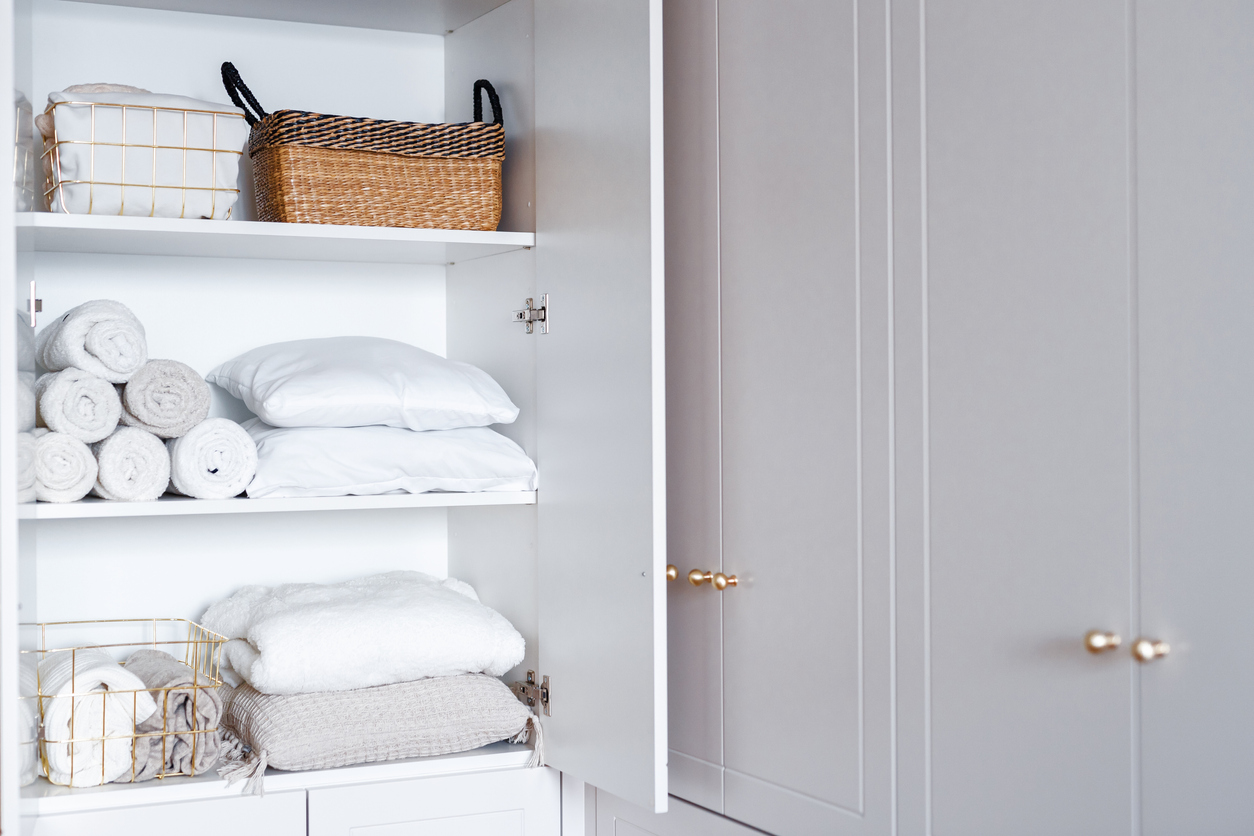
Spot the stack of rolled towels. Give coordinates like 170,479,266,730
21,645,223,787
200,570,539,795
22,299,258,503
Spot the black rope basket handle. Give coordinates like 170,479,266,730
221,62,269,127
473,79,503,128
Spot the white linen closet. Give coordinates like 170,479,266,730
0,1,667,834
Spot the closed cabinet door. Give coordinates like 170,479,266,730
666,1,894,835
1135,4,1254,834
899,2,1136,835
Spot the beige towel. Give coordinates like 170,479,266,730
115,649,222,783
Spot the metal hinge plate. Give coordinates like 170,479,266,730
28,281,41,328
510,670,552,716
512,294,548,334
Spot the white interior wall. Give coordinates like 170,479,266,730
31,0,445,221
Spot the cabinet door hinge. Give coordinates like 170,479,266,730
28,281,42,328
512,294,548,334
510,670,551,716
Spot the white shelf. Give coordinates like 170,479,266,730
21,740,533,816
19,492,537,520
15,213,534,265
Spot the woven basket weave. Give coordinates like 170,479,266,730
222,63,504,230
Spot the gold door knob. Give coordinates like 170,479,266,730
688,569,713,586
666,565,678,581
1132,637,1170,662
712,572,739,590
1084,630,1122,654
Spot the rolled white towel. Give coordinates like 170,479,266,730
119,359,211,438
92,427,170,502
19,654,40,786
37,368,122,443
37,648,158,787
167,418,257,499
36,300,147,383
17,371,36,432
35,431,98,503
17,432,37,503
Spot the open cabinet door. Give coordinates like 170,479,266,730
533,0,667,814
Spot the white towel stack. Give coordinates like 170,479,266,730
32,299,257,503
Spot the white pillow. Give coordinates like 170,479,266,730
242,419,538,499
207,337,519,431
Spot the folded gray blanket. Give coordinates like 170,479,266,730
119,359,211,439
92,427,171,502
36,299,147,383
36,368,121,443
116,649,222,783
218,673,540,795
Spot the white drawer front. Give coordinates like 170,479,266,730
23,790,307,836
308,767,559,836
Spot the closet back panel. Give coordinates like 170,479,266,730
31,0,445,222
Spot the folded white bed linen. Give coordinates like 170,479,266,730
200,571,525,696
37,648,158,787
36,300,147,383
242,420,538,499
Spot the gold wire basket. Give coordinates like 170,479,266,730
21,618,226,787
39,98,247,219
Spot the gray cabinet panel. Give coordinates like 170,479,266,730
718,0,863,816
921,2,1134,834
1136,4,1254,834
664,0,724,812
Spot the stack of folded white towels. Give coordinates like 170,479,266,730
200,571,538,794
21,299,258,503
206,336,538,498
20,645,223,787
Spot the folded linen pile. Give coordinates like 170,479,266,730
117,649,223,783
37,648,158,787
201,571,538,794
207,336,537,498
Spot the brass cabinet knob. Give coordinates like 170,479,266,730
1132,637,1170,663
1084,630,1122,654
712,572,739,590
688,569,713,586
666,565,678,581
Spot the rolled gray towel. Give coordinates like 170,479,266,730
92,427,170,501
167,418,257,499
36,368,122,443
119,360,211,439
36,299,147,383
116,649,222,783
35,430,97,503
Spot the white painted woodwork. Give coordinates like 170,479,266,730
67,0,511,35
1134,4,1254,833
595,790,762,836
307,766,559,836
20,491,536,520
22,742,531,816
24,789,307,836
533,0,668,813
17,214,534,265
912,3,1135,834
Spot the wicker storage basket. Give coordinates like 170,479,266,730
222,63,504,230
